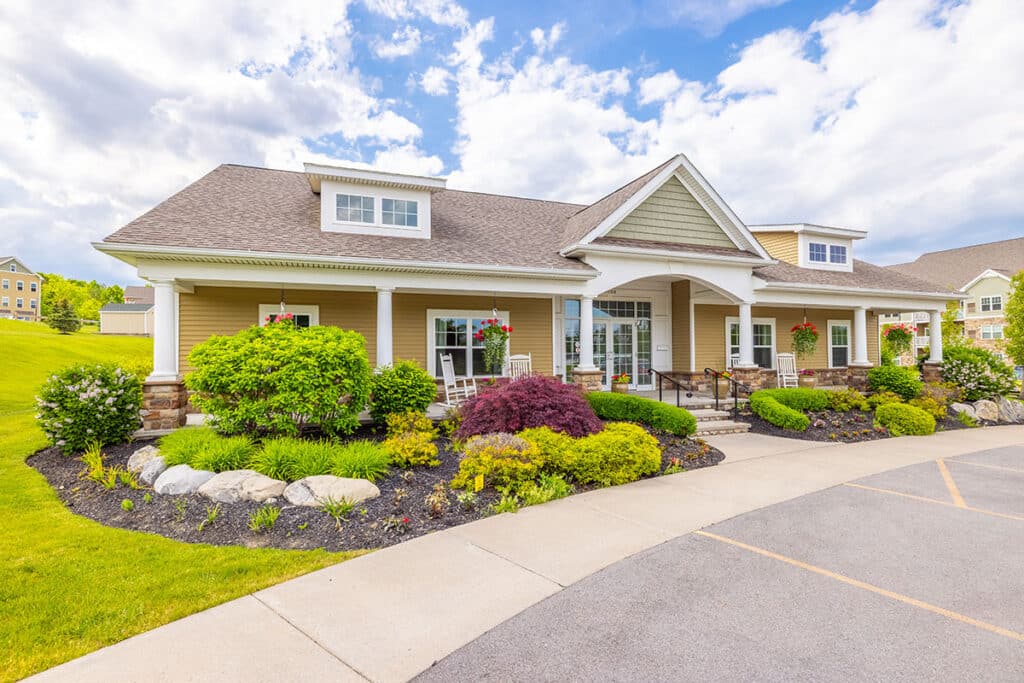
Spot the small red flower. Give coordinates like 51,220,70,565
402,517,410,524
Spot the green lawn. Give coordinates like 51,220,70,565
0,320,355,681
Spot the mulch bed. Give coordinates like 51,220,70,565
27,423,724,552
733,408,972,443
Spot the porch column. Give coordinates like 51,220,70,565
148,279,178,381
852,306,870,366
736,302,756,368
376,287,394,368
578,295,595,368
928,309,943,363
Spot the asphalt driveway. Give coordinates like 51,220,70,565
417,446,1024,682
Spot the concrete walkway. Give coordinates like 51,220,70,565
30,426,1024,683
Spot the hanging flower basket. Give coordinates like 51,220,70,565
473,319,512,376
882,323,916,356
790,322,819,360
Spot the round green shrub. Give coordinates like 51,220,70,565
754,388,830,411
875,402,936,436
586,392,697,436
185,321,372,437
36,364,143,454
370,360,438,423
867,365,923,401
564,423,662,486
942,346,1016,401
749,392,810,431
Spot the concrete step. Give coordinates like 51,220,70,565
694,419,751,436
689,408,732,422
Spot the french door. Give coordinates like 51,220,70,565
592,320,651,389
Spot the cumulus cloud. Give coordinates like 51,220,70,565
649,0,790,36
638,70,685,105
372,26,422,59
529,22,565,54
421,66,453,95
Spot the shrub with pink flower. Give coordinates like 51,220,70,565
36,364,144,454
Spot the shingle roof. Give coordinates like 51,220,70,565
590,236,759,258
123,285,154,304
104,165,593,273
101,303,154,312
887,237,1024,290
755,259,954,294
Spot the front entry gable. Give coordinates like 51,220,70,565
605,175,737,250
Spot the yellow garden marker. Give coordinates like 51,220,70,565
474,473,484,492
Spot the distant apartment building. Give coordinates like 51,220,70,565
0,256,43,322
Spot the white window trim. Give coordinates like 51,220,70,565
334,193,376,225
30,299,37,309
8,264,14,272
332,191,420,232
30,282,37,292
15,298,23,308
427,308,510,378
797,234,853,272
1,279,7,289
725,316,777,369
1,297,7,306
980,295,1003,312
257,303,320,326
981,324,1004,340
16,280,23,291
827,320,851,369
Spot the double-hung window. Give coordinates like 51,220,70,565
430,310,508,378
808,243,827,263
382,199,418,227
980,296,1002,312
15,298,23,308
335,194,375,223
30,299,37,309
1,297,7,306
30,282,37,292
829,245,847,264
1,279,7,289
982,324,1004,340
726,318,776,369
828,321,851,368
8,264,14,272
16,281,23,291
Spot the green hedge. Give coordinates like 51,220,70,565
749,392,810,431
867,365,923,401
875,402,936,436
753,388,830,412
586,392,697,436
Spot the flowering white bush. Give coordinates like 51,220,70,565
942,347,1016,401
36,364,144,454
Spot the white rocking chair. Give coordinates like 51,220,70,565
506,353,532,380
776,352,798,389
440,353,478,406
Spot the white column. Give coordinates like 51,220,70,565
737,302,756,368
578,296,595,369
928,309,944,363
852,306,870,366
376,287,394,369
688,297,696,373
149,279,178,381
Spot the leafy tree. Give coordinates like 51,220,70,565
47,298,81,334
1003,270,1024,366
941,300,969,351
40,273,123,321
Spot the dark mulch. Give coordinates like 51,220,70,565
27,423,724,552
734,407,973,443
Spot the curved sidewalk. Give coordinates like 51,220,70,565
29,426,1024,683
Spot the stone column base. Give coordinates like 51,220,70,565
846,366,872,392
729,367,766,395
921,362,943,384
141,379,188,432
571,367,605,393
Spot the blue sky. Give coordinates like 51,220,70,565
1,0,1022,284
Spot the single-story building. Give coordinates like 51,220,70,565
99,303,155,336
95,154,958,430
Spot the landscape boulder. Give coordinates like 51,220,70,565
996,396,1024,424
283,475,380,507
127,445,161,473
154,464,215,495
973,400,1000,422
197,470,286,504
139,456,168,485
949,403,977,422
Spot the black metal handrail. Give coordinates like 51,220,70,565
704,368,751,411
648,369,693,407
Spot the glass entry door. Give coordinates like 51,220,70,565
593,321,639,389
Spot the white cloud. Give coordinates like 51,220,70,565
652,0,790,36
372,26,422,59
529,22,565,54
421,66,452,95
638,70,685,105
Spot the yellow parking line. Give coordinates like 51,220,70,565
950,460,1024,475
937,459,967,508
843,483,1024,522
694,530,1024,642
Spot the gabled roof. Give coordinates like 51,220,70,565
101,303,154,312
887,236,1024,290
0,256,42,277
123,285,155,304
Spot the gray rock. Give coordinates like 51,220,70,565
153,464,215,495
996,396,1024,423
197,470,287,503
973,399,1000,422
127,445,161,473
950,403,977,421
283,475,380,507
139,456,167,485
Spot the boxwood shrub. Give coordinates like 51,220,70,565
754,388,830,412
749,391,810,431
586,392,697,436
875,402,936,436
867,365,923,401
369,360,438,423
36,364,143,454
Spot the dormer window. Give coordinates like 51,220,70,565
829,244,847,264
336,194,375,223
808,243,827,263
382,199,418,227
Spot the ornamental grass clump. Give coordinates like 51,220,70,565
159,427,256,472
185,320,372,437
455,376,603,440
36,364,143,454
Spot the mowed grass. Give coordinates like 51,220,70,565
0,320,355,681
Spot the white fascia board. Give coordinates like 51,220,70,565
563,242,773,266
749,223,868,240
753,280,963,310
303,163,446,193
959,268,1013,292
93,243,595,281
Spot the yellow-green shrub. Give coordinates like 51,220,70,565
827,388,869,412
908,396,949,421
518,426,575,473
875,403,936,436
563,423,661,486
382,410,439,468
866,391,904,409
451,433,542,490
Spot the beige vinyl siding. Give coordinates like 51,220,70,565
393,294,553,375
964,276,1010,319
754,232,799,264
670,280,691,372
100,309,154,336
691,305,880,369
606,176,738,250
177,286,377,371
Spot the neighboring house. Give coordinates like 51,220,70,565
884,237,1024,363
123,285,155,305
0,256,43,322
99,303,155,336
94,155,956,430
